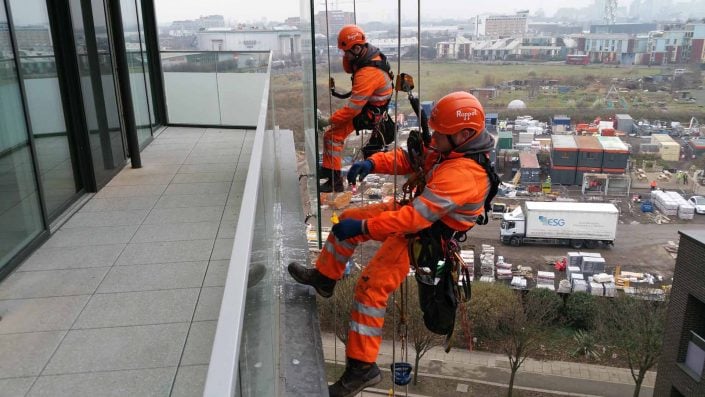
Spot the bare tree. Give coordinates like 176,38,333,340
498,288,560,397
602,292,668,397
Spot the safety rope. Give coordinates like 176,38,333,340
322,0,339,371
392,0,405,394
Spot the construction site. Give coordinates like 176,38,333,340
308,101,705,303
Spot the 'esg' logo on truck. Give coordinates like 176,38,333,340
538,216,566,227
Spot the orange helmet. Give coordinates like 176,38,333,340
428,91,485,135
337,24,366,51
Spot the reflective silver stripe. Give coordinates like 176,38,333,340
350,320,383,337
447,212,479,224
412,199,440,222
339,239,355,250
329,141,345,148
421,189,456,211
351,94,368,101
377,80,393,90
347,102,364,111
353,301,386,318
324,148,342,158
458,201,484,212
369,95,390,102
324,240,352,264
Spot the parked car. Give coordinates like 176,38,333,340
688,196,705,214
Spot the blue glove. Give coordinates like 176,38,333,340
332,219,365,240
347,160,374,185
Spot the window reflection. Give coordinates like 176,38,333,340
10,0,82,218
0,1,44,268
121,0,152,145
69,0,126,187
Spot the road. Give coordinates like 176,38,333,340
466,219,705,280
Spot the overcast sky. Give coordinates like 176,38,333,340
154,0,591,24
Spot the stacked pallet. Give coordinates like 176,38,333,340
650,190,683,217
537,271,555,291
496,256,513,280
479,245,495,282
567,252,582,267
586,273,617,297
557,279,572,293
511,276,527,289
572,278,588,293
581,256,605,276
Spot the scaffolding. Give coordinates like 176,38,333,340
581,173,632,196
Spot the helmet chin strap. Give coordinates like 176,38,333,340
427,129,476,154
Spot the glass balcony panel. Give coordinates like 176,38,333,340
161,51,269,126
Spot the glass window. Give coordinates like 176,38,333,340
134,0,158,129
69,0,126,187
0,1,44,269
10,0,82,219
121,0,152,145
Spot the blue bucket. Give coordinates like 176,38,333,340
390,362,413,386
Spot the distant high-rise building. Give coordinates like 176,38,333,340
484,11,528,38
314,10,354,40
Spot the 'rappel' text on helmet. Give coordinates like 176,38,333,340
456,110,478,121
428,91,485,135
337,24,366,51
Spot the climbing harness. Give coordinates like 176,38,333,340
408,222,472,352
330,44,397,159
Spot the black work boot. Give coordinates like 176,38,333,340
318,166,332,180
329,358,382,397
287,262,336,298
319,170,344,193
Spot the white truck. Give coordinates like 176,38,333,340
500,201,619,249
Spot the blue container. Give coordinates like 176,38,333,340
641,201,654,213
391,362,413,385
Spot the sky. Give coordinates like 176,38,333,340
154,0,592,25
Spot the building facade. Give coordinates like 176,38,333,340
484,12,528,38
196,28,302,59
654,230,705,396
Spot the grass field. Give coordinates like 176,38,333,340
270,60,703,144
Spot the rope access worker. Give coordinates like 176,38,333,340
320,24,394,193
289,92,495,397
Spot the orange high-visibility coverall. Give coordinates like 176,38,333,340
322,54,393,171
315,131,495,363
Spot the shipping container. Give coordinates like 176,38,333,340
550,135,578,167
575,135,604,168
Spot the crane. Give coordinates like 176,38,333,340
687,117,700,136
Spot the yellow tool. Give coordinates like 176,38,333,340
330,212,340,224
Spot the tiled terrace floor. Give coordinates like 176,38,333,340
0,126,252,396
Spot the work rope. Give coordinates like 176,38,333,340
319,1,423,394
321,0,339,370
391,0,407,394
